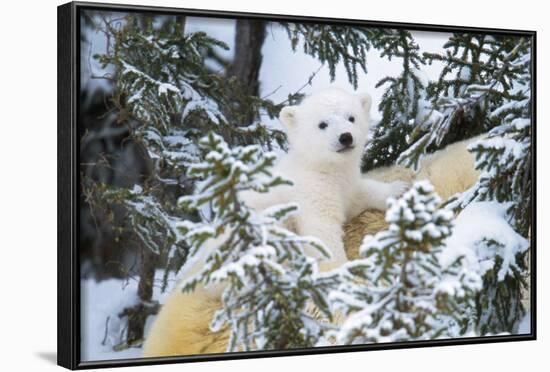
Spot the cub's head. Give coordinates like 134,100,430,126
279,88,372,166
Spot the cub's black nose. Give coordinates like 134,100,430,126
339,132,353,146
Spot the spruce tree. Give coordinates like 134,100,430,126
472,238,529,334
92,15,286,258
178,133,335,351
82,15,385,352
444,41,532,333
446,39,532,236
378,34,533,334
281,23,373,89
330,181,481,343
397,34,531,170
88,14,287,348
362,30,431,171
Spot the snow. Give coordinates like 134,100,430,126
470,136,528,161
441,201,529,281
130,184,142,194
80,270,178,361
259,25,449,125
79,13,531,355
81,14,450,146
80,278,140,361
333,181,475,344
517,313,531,334
490,99,530,119
336,181,531,344
417,98,445,129
511,117,531,131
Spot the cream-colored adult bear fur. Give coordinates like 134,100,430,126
344,137,481,259
142,90,481,358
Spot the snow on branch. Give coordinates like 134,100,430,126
281,23,373,89
397,36,531,171
330,181,481,343
177,133,336,351
362,30,436,171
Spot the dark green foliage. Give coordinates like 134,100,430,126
362,30,426,171
332,181,481,343
445,37,532,235
424,37,533,335
80,12,534,352
443,42,532,335
282,23,373,88
475,241,528,335
83,14,290,350
397,34,531,170
87,14,291,260
101,184,184,255
178,133,334,351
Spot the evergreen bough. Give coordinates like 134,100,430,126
362,30,430,171
282,23,373,89
397,35,531,170
445,43,532,333
331,181,481,343
178,133,335,351
92,14,289,279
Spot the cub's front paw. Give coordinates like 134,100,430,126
388,180,410,199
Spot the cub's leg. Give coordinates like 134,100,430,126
347,178,409,219
295,210,348,272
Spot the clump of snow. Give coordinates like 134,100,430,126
157,82,180,96
442,201,529,281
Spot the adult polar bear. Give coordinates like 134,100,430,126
142,88,480,357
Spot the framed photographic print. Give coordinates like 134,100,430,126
57,1,536,369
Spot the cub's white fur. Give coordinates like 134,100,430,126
241,88,407,270
174,88,407,284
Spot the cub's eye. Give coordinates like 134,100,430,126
348,115,355,123
318,121,328,130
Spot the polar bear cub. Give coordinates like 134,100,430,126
241,88,408,271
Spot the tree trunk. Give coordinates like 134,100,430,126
118,4,189,333
225,19,267,126
122,247,160,347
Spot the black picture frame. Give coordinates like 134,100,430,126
58,1,537,369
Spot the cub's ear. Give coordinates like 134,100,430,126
359,93,372,115
279,106,298,127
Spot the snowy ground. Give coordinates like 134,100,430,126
80,271,178,361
